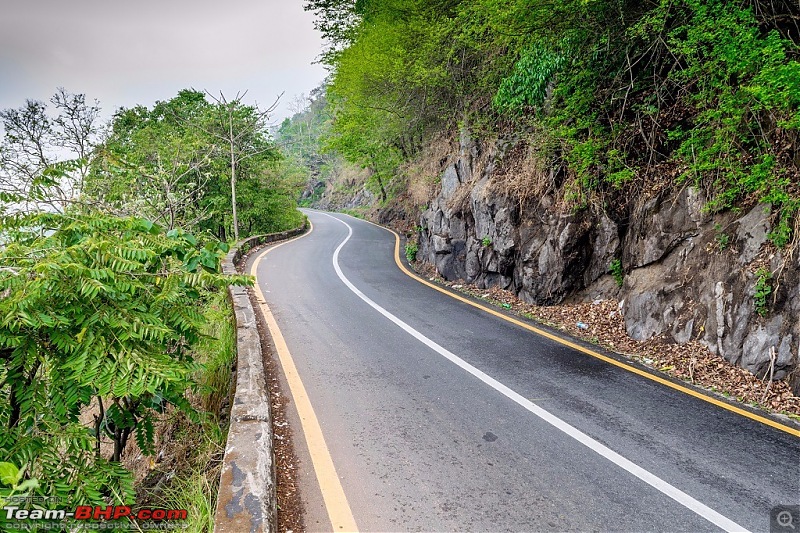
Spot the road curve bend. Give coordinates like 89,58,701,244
248,209,799,533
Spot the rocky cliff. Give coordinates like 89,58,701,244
415,134,799,392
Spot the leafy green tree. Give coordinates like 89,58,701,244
0,212,247,506
86,91,214,230
324,97,402,203
201,91,284,241
87,90,302,241
277,89,338,181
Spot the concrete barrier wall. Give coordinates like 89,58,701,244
213,221,307,533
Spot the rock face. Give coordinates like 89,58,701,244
416,134,799,390
317,185,375,211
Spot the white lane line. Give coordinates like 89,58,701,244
319,212,749,533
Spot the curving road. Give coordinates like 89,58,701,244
248,209,799,533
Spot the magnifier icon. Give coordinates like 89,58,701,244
778,510,796,530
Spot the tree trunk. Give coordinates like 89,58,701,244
376,174,387,203
7,361,40,429
229,114,239,242
370,156,388,204
112,427,132,463
94,397,105,459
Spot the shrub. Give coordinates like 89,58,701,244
609,259,624,287
0,213,249,507
405,242,418,262
754,267,772,317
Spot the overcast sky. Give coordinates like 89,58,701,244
0,0,328,123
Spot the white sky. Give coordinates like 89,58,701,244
0,0,328,123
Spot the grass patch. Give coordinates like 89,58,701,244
140,289,236,532
405,242,418,262
340,208,367,219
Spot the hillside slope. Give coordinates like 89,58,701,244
414,131,798,393
294,0,800,393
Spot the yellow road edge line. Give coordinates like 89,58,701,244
250,222,360,533
345,213,799,438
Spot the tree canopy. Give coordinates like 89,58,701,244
86,89,303,240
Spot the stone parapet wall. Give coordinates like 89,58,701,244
213,220,307,533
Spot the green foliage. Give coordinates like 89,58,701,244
713,223,730,251
753,267,772,317
405,242,418,263
0,462,39,506
481,236,492,247
494,43,565,113
196,291,237,417
609,259,624,287
85,91,213,229
768,207,798,248
325,90,403,203
308,0,798,248
86,90,302,241
566,137,604,191
308,0,645,205
1,86,304,523
318,1,471,182
148,290,235,533
605,149,636,188
0,461,39,529
156,463,219,533
0,212,249,508
276,89,339,180
640,0,799,245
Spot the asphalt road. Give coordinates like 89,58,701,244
249,209,800,533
